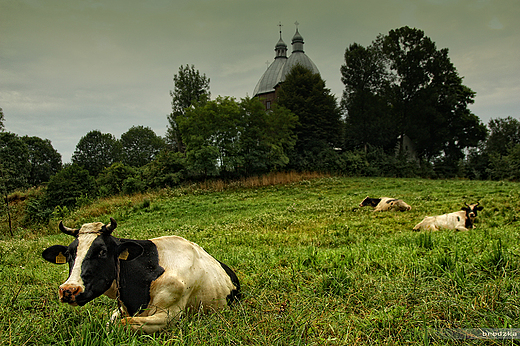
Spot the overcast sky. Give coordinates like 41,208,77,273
1,0,519,163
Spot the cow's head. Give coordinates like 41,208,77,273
462,202,483,224
42,218,144,306
359,196,379,207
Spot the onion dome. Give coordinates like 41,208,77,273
281,27,319,79
253,31,288,96
253,23,319,97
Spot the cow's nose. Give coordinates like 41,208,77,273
59,284,83,304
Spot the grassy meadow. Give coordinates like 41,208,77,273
1,175,520,345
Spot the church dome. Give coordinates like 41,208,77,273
253,30,288,96
253,23,319,97
275,37,287,50
281,27,319,80
253,57,286,96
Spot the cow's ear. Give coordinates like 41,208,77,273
116,242,144,261
42,245,69,265
476,206,484,211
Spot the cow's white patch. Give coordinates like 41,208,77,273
61,232,99,290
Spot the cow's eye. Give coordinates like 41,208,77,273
98,249,107,258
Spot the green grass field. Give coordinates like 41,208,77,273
1,176,519,345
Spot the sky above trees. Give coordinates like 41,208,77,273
1,0,518,162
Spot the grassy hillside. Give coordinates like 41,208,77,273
1,176,519,345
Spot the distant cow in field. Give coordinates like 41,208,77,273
359,197,412,212
413,202,483,231
42,218,240,333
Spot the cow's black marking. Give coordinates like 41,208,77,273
219,261,241,306
117,239,165,316
360,197,381,207
462,204,483,229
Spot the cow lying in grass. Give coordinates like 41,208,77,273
359,196,412,212
413,202,483,231
42,218,240,333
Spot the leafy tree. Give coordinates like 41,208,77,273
278,64,343,169
466,116,520,180
0,132,30,235
44,164,96,210
22,136,62,187
178,96,297,178
96,162,138,197
140,151,186,189
341,26,487,168
238,97,297,175
0,108,4,132
178,96,240,177
485,116,520,156
381,27,487,162
120,126,165,168
0,132,30,193
167,65,210,152
340,42,395,152
72,130,121,177
487,144,520,181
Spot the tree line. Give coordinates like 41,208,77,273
1,27,519,227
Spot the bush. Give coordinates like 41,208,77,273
487,144,520,181
23,192,53,225
44,164,96,210
96,163,138,197
122,177,146,195
141,151,186,189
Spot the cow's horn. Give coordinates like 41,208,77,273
104,217,117,233
59,221,79,237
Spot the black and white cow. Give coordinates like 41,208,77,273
42,218,240,333
359,196,412,212
413,203,483,231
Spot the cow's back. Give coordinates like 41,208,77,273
374,198,411,212
149,236,238,313
414,211,466,231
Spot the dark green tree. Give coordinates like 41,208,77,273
44,164,96,210
178,96,240,177
466,116,520,180
277,64,343,169
238,97,297,175
382,26,487,162
96,162,138,197
341,26,486,169
167,65,210,152
487,143,520,181
0,132,30,193
0,108,4,132
22,136,62,186
120,126,165,168
485,116,520,156
340,42,395,152
72,130,121,177
0,132,30,235
178,96,297,178
140,151,186,189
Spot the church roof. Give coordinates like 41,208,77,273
253,24,319,97
253,57,286,96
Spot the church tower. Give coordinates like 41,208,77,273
253,23,320,109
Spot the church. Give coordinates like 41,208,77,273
253,23,320,110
